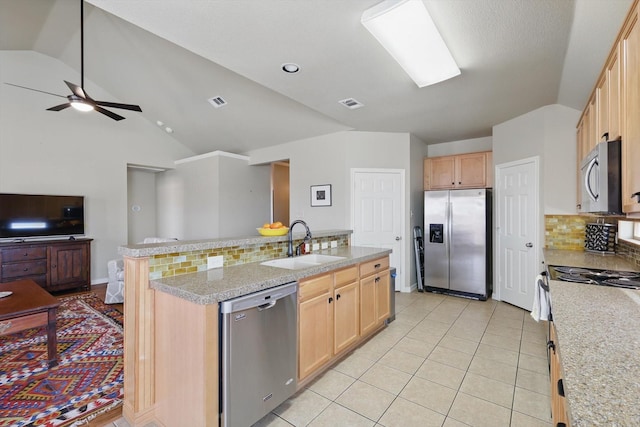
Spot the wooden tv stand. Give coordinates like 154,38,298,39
0,238,92,292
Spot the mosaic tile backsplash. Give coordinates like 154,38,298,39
544,215,587,251
545,214,640,267
149,235,350,280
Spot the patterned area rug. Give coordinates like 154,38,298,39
0,293,123,427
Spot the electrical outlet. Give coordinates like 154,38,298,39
312,243,320,251
207,255,223,269
321,242,328,249
331,240,337,248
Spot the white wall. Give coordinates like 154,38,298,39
156,151,271,240
0,51,194,281
247,130,423,291
427,136,493,157
127,168,159,244
493,104,580,215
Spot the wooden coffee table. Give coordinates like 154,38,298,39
0,279,61,367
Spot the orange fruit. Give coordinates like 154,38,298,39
262,223,271,229
272,221,283,229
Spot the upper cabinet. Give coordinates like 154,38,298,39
622,3,640,214
424,151,493,190
577,0,640,215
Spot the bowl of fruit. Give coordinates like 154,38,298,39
257,222,289,236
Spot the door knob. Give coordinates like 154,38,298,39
395,236,402,241
525,242,533,248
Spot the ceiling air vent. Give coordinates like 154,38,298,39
208,96,228,108
338,98,364,110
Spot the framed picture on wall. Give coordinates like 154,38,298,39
310,184,332,207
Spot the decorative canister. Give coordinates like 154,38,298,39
585,220,617,254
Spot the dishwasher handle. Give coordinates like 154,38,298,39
257,300,277,311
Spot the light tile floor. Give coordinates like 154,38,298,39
255,291,552,427
111,291,552,427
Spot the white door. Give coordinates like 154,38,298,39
496,157,539,310
351,169,405,291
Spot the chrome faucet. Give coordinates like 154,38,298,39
287,220,312,257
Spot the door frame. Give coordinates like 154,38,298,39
494,156,540,303
349,168,407,292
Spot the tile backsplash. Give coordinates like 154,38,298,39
544,215,587,251
545,214,640,268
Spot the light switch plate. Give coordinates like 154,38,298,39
207,255,223,269
321,242,328,249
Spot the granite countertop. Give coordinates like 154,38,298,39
150,246,391,305
118,229,351,258
543,249,640,426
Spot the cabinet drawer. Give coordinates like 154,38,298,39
2,261,47,279
1,247,47,262
359,257,389,278
299,274,333,301
335,265,358,288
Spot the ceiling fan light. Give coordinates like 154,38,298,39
69,95,93,112
361,0,460,87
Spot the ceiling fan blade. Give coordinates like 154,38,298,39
95,105,125,121
95,100,142,112
64,80,86,99
47,103,71,111
4,82,66,98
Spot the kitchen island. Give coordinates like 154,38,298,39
543,249,640,426
118,230,391,427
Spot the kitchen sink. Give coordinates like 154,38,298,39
261,254,346,270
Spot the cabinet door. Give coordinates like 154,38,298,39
375,271,390,325
334,281,359,355
622,6,640,213
576,118,586,211
49,243,89,289
608,49,622,140
456,152,487,188
298,291,333,380
428,157,456,189
359,275,377,336
423,158,432,190
596,73,608,142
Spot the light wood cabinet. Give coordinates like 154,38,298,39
359,256,390,336
549,323,570,427
298,273,334,381
424,151,492,190
622,3,640,214
298,265,359,381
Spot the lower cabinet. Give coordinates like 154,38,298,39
549,323,570,427
298,256,390,384
360,256,390,336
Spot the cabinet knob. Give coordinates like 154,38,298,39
23,268,29,272
23,253,28,257
374,263,381,269
375,277,380,283
52,264,56,268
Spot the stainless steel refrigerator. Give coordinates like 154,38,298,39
423,189,492,300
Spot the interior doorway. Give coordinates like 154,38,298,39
271,161,290,225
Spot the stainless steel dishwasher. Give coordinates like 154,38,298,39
220,282,298,427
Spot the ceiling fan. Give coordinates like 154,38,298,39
5,0,141,121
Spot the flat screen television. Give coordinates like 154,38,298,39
0,193,85,239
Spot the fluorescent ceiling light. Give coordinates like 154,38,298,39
361,0,460,87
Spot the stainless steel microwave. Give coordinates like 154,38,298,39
579,140,622,214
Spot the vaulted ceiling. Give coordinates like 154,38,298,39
0,0,633,155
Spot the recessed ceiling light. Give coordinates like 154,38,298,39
282,63,300,73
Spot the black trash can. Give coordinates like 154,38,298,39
387,267,396,324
